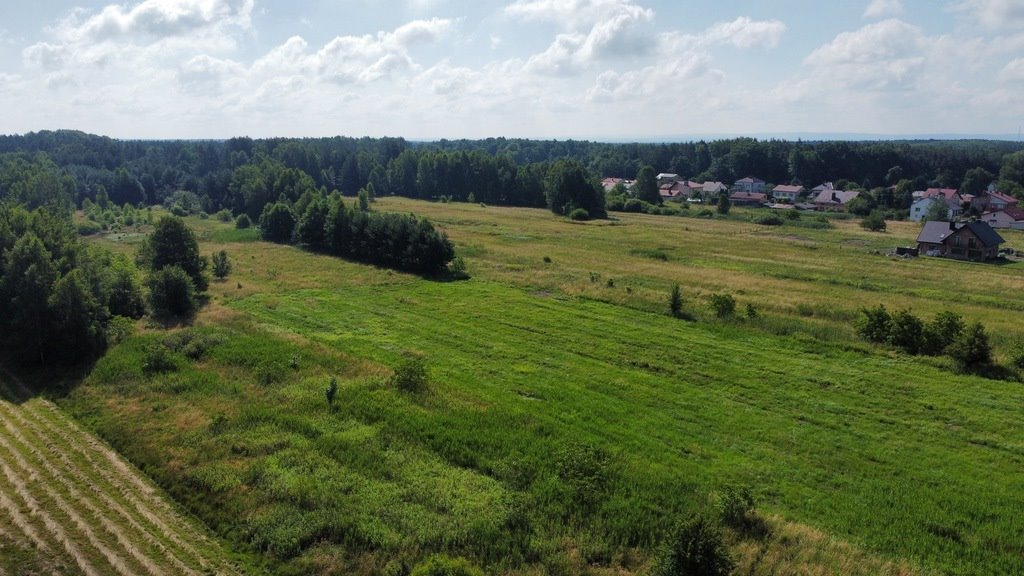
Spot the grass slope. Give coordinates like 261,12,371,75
63,202,1024,575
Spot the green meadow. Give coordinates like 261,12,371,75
64,200,1024,575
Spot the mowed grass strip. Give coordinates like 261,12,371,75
0,370,241,576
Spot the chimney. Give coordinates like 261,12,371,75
949,221,957,231
832,192,838,202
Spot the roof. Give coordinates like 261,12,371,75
813,182,834,192
924,188,961,202
964,221,1005,247
735,177,765,184
988,191,1019,205
813,190,860,205
1001,206,1024,221
656,173,680,180
730,191,768,201
917,221,1005,247
773,185,804,194
917,221,956,244
702,181,727,193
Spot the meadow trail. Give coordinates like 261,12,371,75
0,368,240,575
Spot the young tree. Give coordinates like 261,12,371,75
325,377,338,408
634,166,662,205
653,515,733,576
861,211,887,232
139,216,208,291
211,250,232,280
544,160,606,218
147,265,197,318
669,284,683,318
716,194,731,215
259,202,296,244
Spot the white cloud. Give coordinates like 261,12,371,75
864,0,904,19
702,17,787,49
952,0,1024,30
52,0,254,42
803,19,925,90
22,42,69,70
999,57,1024,82
505,0,652,29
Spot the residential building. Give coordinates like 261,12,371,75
812,189,860,211
729,191,768,206
772,184,804,202
981,207,1024,230
910,196,943,222
734,177,766,194
916,221,1004,261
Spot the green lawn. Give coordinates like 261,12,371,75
64,201,1024,575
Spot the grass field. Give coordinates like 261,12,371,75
61,200,1024,575
0,367,240,576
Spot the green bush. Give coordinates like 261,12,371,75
887,309,925,354
719,486,758,534
855,305,891,343
568,208,590,221
393,352,428,392
142,342,179,375
215,209,233,222
212,250,232,280
947,322,993,373
652,515,733,576
147,265,197,318
77,221,103,236
709,293,736,318
861,211,887,232
753,213,784,226
410,555,484,576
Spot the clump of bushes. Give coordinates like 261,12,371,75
709,293,736,318
235,213,252,229
753,213,784,226
652,514,733,576
860,211,887,232
855,306,995,373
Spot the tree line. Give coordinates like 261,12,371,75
2,131,1023,217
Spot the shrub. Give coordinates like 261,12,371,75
709,293,736,318
555,442,611,510
669,284,683,318
235,214,252,229
1010,340,1024,370
855,305,891,343
719,485,756,533
753,213,784,226
410,555,484,576
449,256,468,278
947,322,993,373
784,209,801,220
568,208,590,221
697,209,714,218
212,250,231,280
326,377,338,408
142,343,179,375
887,309,925,354
922,310,964,354
77,221,103,236
652,515,733,576
393,352,428,393
861,211,887,232
147,265,197,318
716,195,732,215
745,303,758,319
215,209,233,222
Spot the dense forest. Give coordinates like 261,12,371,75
2,131,1023,218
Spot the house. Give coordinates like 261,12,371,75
734,177,766,194
975,190,1019,213
919,188,966,219
916,221,1004,261
601,178,623,192
729,191,768,206
659,182,683,200
812,189,860,211
812,182,835,194
702,182,727,195
772,184,805,202
981,207,1024,230
657,173,681,185
909,196,944,222
680,181,705,198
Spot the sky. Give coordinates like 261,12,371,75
0,0,1023,140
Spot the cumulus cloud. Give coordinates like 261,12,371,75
52,0,254,42
803,19,925,90
864,0,904,19
517,0,655,76
999,57,1024,82
702,17,787,49
952,0,1024,30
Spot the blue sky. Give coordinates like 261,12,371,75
1,0,1022,140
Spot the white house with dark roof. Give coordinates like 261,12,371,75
734,177,766,194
